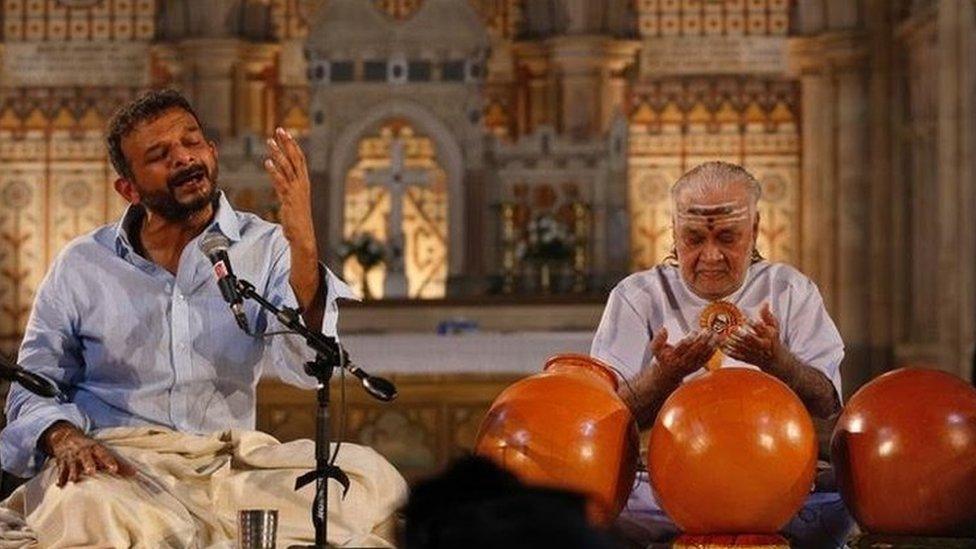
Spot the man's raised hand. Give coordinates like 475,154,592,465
263,127,316,249
721,302,781,370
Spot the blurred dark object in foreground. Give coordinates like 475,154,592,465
401,454,620,549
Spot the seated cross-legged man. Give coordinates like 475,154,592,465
0,89,406,548
591,162,856,549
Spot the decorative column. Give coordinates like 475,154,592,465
790,31,874,391
513,43,552,135
865,0,896,381
547,36,639,138
934,0,976,379
888,0,976,381
173,41,278,143
835,54,872,386
792,43,832,294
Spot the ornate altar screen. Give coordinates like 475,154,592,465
342,121,448,299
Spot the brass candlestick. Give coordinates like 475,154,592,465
571,202,590,293
500,202,517,294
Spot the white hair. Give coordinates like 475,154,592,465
664,161,765,264
670,161,762,215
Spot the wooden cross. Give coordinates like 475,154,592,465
363,137,432,298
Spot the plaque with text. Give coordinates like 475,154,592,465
640,36,787,76
2,42,149,87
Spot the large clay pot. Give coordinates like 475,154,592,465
831,367,976,536
474,354,639,525
648,368,817,534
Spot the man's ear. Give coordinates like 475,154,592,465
113,178,139,204
752,211,761,243
209,140,218,163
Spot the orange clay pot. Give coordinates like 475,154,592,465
474,354,639,525
831,367,976,536
649,368,817,534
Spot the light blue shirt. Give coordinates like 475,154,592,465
1,192,354,477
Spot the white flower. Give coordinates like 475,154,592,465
515,241,526,258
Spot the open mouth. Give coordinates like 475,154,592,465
169,165,207,189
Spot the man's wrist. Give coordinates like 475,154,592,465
766,343,793,375
650,362,685,392
288,236,317,258
283,216,317,251
40,421,82,455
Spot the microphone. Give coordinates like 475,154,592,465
347,362,397,402
300,335,397,402
200,232,250,333
0,354,61,398
234,276,398,403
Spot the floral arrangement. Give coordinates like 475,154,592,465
517,213,575,263
337,233,386,270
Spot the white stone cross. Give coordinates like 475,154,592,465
363,137,432,298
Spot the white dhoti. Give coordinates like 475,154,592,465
0,428,408,548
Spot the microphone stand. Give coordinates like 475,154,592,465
234,277,396,548
0,355,62,399
0,355,63,495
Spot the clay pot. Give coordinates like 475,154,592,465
649,368,817,534
474,354,639,525
831,367,976,536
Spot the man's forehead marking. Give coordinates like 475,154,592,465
679,216,748,230
676,200,750,226
688,205,735,216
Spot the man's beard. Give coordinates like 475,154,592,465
139,163,219,222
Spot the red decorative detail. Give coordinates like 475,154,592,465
214,261,229,279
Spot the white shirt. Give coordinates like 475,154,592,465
591,261,843,401
590,261,844,514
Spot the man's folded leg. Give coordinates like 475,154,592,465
10,465,211,548
0,428,408,548
213,436,408,547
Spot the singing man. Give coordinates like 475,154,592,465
0,89,405,547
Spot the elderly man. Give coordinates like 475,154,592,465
591,161,853,548
0,90,405,547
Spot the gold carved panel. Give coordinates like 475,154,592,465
3,0,155,42
0,89,135,353
627,78,800,270
636,0,789,38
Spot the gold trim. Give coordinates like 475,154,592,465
699,301,744,336
699,301,745,371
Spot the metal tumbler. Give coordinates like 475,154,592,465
238,509,278,549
